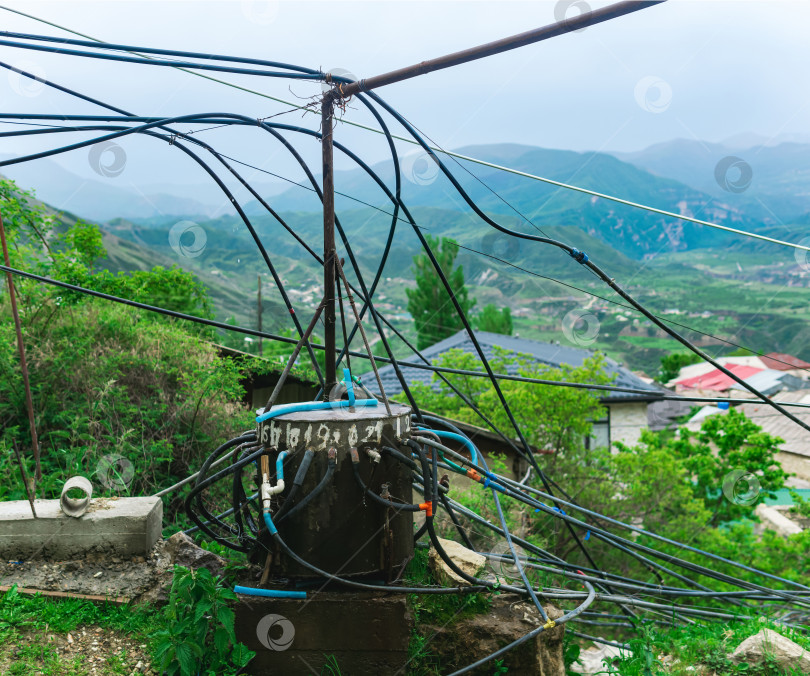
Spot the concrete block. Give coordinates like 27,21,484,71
0,497,162,559
235,591,412,675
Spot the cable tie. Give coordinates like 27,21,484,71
569,248,589,264
584,531,591,541
542,619,556,630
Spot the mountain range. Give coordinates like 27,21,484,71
3,135,809,372
5,136,809,263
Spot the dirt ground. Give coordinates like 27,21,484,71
0,539,175,603
0,626,158,676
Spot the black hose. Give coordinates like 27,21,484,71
276,449,337,524
351,456,421,513
274,449,315,520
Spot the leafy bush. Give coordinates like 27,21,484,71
152,565,254,676
0,176,255,526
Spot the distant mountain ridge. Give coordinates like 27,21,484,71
0,154,287,222
610,138,810,223
4,136,810,262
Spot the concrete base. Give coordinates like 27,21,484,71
235,591,412,675
0,497,163,559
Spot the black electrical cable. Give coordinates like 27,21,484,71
182,434,256,550
351,458,421,512
194,441,263,545
232,443,264,538
274,448,315,521
4,36,810,669
276,450,337,524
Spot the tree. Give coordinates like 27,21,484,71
0,177,250,515
615,408,787,525
0,178,213,332
406,235,475,350
659,350,701,383
411,346,613,464
475,303,513,335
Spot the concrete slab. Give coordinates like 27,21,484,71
0,497,163,559
235,591,412,675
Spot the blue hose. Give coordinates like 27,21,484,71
276,450,288,481
234,585,306,599
263,508,278,535
256,396,377,423
256,369,375,423
429,430,479,465
343,367,356,405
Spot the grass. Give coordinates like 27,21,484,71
0,586,158,675
588,616,810,675
402,547,494,676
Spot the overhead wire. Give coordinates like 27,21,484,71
2,23,809,669
1,14,808,255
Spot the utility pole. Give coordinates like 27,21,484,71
322,92,337,396
338,1,664,98
318,0,664,399
257,273,262,356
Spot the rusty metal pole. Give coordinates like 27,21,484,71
12,440,37,518
338,1,664,98
0,213,41,481
322,93,337,397
257,273,262,356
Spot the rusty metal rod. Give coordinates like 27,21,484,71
263,298,327,412
12,440,37,518
257,273,262,356
338,1,665,98
322,94,337,397
0,213,41,481
335,259,392,416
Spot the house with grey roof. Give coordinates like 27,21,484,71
359,330,681,449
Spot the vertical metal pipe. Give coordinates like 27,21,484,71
257,273,262,356
0,213,41,481
322,94,337,396
13,440,36,518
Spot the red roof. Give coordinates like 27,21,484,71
676,364,763,391
761,352,810,371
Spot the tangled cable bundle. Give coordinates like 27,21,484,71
1,21,809,674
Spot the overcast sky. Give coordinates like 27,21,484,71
1,0,809,189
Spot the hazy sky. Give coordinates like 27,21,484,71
1,0,809,188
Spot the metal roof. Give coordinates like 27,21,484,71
761,352,810,371
359,330,663,402
729,369,807,397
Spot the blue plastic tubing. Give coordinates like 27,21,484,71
255,396,378,424
343,367,356,405
234,584,306,599
276,450,288,481
428,430,479,465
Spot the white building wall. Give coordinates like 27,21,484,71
608,402,650,448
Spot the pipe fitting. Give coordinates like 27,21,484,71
60,476,93,518
365,447,381,464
